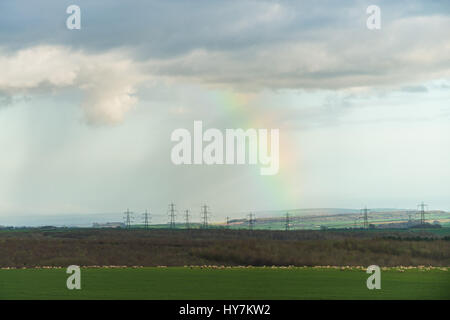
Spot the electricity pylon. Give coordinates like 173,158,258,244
285,212,290,231
361,206,369,229
417,202,428,225
184,209,191,229
142,209,151,229
247,213,255,230
168,203,177,229
123,208,134,229
201,205,210,228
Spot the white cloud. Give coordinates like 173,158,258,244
0,46,146,125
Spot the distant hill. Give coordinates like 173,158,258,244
223,209,450,230
248,208,409,218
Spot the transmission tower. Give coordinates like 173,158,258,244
226,216,230,229
417,202,428,225
247,213,255,230
123,208,134,229
142,209,151,229
285,212,290,231
168,203,177,229
184,209,191,229
201,205,210,228
361,206,369,229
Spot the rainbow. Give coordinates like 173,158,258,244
206,89,300,210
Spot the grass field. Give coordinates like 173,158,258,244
0,267,448,300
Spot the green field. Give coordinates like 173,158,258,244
0,267,448,300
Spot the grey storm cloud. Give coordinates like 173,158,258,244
1,0,449,57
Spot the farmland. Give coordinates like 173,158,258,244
0,267,449,300
0,228,448,300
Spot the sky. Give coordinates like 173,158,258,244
0,0,449,225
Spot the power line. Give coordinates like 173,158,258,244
200,205,210,228
123,208,134,229
142,209,151,229
168,203,177,229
